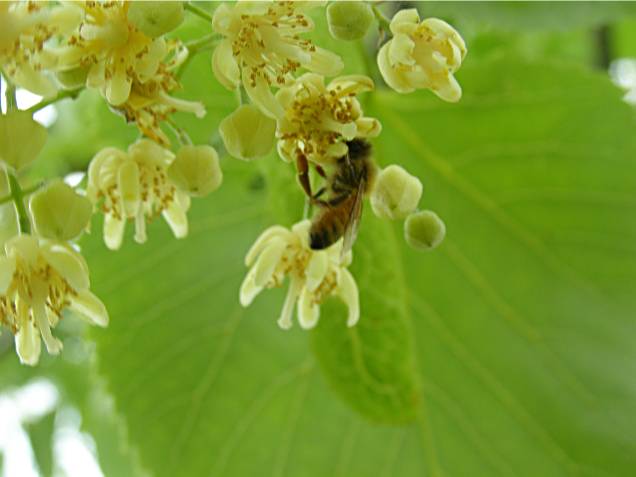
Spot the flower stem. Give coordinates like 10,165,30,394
166,118,192,146
0,181,44,205
27,87,83,114
236,86,249,106
7,172,31,234
185,33,222,53
372,5,392,35
184,2,213,23
4,77,17,112
177,33,222,80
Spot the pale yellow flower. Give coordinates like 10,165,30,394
55,1,168,106
377,9,466,102
87,139,191,250
276,73,381,165
0,1,81,96
0,235,108,366
240,220,359,330
212,1,343,118
111,42,205,146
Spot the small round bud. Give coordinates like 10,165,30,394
404,210,446,251
0,111,47,172
168,145,222,197
327,1,374,41
370,165,423,220
127,1,184,38
30,180,92,241
56,66,89,90
219,105,276,161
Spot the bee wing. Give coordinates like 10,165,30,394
341,177,365,259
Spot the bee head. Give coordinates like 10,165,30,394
345,138,372,161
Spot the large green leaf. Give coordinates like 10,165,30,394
80,55,636,477
422,1,636,32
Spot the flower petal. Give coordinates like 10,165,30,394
117,160,140,218
245,225,289,266
243,75,284,119
389,8,420,36
278,277,301,330
337,268,359,327
0,256,15,294
305,47,343,77
253,237,287,287
40,241,89,291
377,41,415,94
104,214,125,250
212,40,241,90
162,198,189,239
69,289,109,327
239,266,263,307
305,251,328,292
15,320,41,366
297,286,319,329
33,298,62,355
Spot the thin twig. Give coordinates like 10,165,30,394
184,2,214,23
26,87,83,114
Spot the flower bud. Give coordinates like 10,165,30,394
219,104,276,161
56,66,89,90
127,1,184,38
0,112,47,171
29,180,92,241
370,165,422,220
404,210,446,251
168,145,222,197
327,1,374,41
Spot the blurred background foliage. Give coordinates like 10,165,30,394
2,2,636,476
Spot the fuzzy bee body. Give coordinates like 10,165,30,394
309,139,376,251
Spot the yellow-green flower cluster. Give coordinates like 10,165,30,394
53,1,203,145
276,73,381,165
87,139,222,250
0,234,108,365
212,1,343,119
0,1,81,96
377,9,467,101
240,220,359,330
0,115,107,366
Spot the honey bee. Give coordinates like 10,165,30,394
306,139,376,253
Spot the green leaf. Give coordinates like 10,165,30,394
25,411,55,477
422,1,636,32
80,57,636,477
311,212,419,424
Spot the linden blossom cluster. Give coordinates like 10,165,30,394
0,1,466,363
0,114,107,366
213,2,464,328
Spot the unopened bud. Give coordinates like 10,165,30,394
327,1,374,41
56,66,89,90
219,105,276,161
30,180,92,241
168,145,222,197
0,111,47,172
370,165,422,220
127,1,184,38
404,210,446,251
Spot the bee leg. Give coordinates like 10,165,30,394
296,154,313,198
315,165,327,179
313,187,326,200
